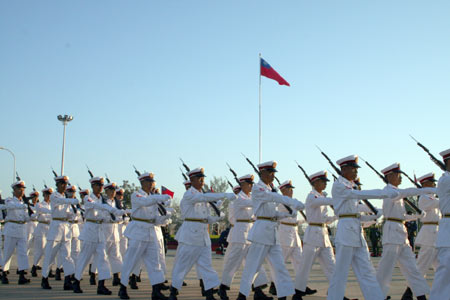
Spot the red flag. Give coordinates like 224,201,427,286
260,58,290,86
161,186,174,198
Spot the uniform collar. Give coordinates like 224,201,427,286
257,179,271,189
139,188,149,196
338,176,353,188
311,188,323,196
238,190,250,199
387,183,399,190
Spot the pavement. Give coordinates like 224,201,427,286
0,249,434,300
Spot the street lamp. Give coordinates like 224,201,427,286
0,146,16,183
57,114,73,175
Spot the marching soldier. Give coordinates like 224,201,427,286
1,179,31,284
26,189,39,257
376,163,436,300
326,155,396,300
66,184,82,266
429,149,450,300
115,188,129,260
237,161,305,300
169,167,236,300
219,174,270,300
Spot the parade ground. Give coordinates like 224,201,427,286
0,249,434,300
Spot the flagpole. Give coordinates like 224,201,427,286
259,53,262,163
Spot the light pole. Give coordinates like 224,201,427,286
0,146,16,183
57,115,73,175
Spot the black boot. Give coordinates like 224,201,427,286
416,296,427,300
112,273,120,286
269,282,277,296
182,281,187,286
292,289,304,300
90,272,96,285
152,283,169,300
200,279,206,296
401,287,413,300
118,283,130,299
236,293,247,300
305,286,317,295
254,286,273,300
48,269,55,278
160,282,170,290
18,270,30,284
2,271,8,284
97,279,112,295
277,298,286,300
129,274,138,289
55,268,62,281
36,266,42,270
41,277,51,289
136,273,141,282
63,275,73,290
205,288,217,300
168,286,178,300
73,278,83,293
31,265,38,277
219,284,230,300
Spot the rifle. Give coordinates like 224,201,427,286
180,168,189,181
240,153,294,215
359,157,422,214
225,177,234,190
179,158,221,216
15,172,34,217
133,166,167,216
226,163,241,185
294,161,313,186
401,171,422,189
410,135,446,171
86,166,116,220
315,147,378,214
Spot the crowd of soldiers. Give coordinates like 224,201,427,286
0,149,449,300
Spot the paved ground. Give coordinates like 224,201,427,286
0,250,434,299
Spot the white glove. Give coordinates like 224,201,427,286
214,200,223,208
322,191,328,197
292,200,305,211
158,195,171,204
376,209,383,219
226,193,237,201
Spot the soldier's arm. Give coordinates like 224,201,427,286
307,195,333,208
131,193,168,209
51,195,79,206
254,188,304,209
36,203,51,214
418,195,439,211
5,198,27,210
184,192,227,204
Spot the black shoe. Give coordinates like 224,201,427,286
219,284,230,300
18,270,30,284
254,286,273,300
119,284,130,299
416,296,427,300
31,265,38,277
152,283,169,300
48,269,55,278
64,275,73,290
205,288,217,300
36,266,42,270
343,297,359,300
292,289,304,300
2,272,8,284
89,272,96,285
41,277,51,289
160,283,170,290
182,281,187,286
236,293,247,300
200,279,206,296
305,286,317,295
278,298,286,300
269,282,277,296
129,274,138,289
55,268,62,281
73,279,83,293
97,280,112,295
169,286,178,300
401,287,413,300
112,273,120,286
136,274,141,282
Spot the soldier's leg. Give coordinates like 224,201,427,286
195,244,220,291
71,237,80,265
295,244,318,291
397,244,430,297
317,246,335,282
143,241,165,285
326,244,353,300
239,243,269,297
417,245,437,277
105,241,122,275
16,237,29,271
351,245,384,300
74,241,96,280
266,244,295,298
59,238,75,276
291,246,302,272
42,240,62,277
120,239,145,286
375,243,400,297
221,242,246,287
429,247,450,300
1,236,18,271
171,243,201,290
94,242,111,281
33,236,45,267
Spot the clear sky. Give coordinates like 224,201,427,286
1,0,449,205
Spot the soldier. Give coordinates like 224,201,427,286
293,171,338,299
219,174,271,300
1,180,31,284
31,187,53,277
40,175,79,290
237,161,305,300
429,149,450,300
26,189,39,257
66,184,82,267
326,155,395,300
118,172,172,300
115,188,129,261
376,163,436,300
168,167,236,300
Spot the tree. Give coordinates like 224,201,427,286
120,180,139,208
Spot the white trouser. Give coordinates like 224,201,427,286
430,247,450,300
376,243,430,297
71,237,80,265
119,237,127,260
221,242,269,287
328,243,384,300
2,236,28,271
105,240,122,274
42,239,75,277
75,241,111,281
33,236,46,266
417,245,438,278
281,245,302,273
27,232,34,256
157,237,167,275
295,244,335,291
239,243,294,298
121,239,165,286
171,243,219,291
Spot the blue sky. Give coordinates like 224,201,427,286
1,0,449,205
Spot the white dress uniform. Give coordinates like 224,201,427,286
68,208,82,265
1,196,29,272
376,182,435,298
33,201,51,267
221,190,269,288
119,213,129,260
41,191,79,278
102,197,123,275
26,204,38,256
239,179,304,298
295,188,336,292
430,169,450,300
171,186,233,292
120,189,170,286
327,173,392,300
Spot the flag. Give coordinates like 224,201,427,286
161,186,174,198
260,58,290,86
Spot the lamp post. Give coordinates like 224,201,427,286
57,115,73,175
0,147,16,183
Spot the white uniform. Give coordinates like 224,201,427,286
327,176,389,300
221,191,269,288
415,193,440,277
239,180,304,298
376,184,435,298
171,187,229,291
33,201,51,267
26,205,38,256
1,196,29,272
120,189,169,286
41,192,78,277
69,207,82,265
430,171,450,300
295,189,336,292
102,197,122,275
118,213,129,259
